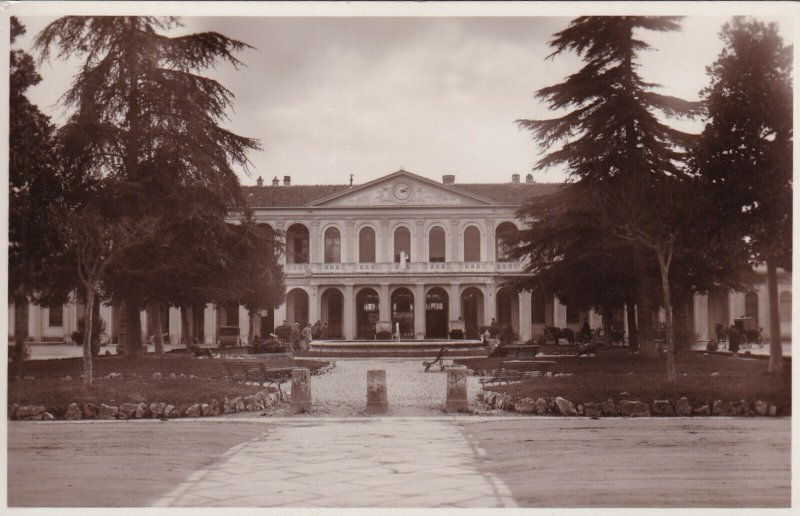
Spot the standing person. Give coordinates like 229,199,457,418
301,324,313,351
728,324,742,357
312,320,322,340
320,322,329,340
290,323,301,354
490,318,499,338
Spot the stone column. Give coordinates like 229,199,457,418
694,294,709,342
308,285,320,325
450,220,460,263
449,283,461,322
345,221,355,263
484,283,496,327
204,304,217,345
379,220,390,263
444,366,468,412
238,305,248,344
554,297,567,328
309,221,321,264
291,368,312,413
274,221,287,266
100,303,114,339
379,284,391,322
366,369,388,414
519,290,532,341
485,219,496,262
169,307,181,345
415,220,425,262
343,284,355,340
414,283,426,340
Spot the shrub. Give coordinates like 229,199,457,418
706,340,718,352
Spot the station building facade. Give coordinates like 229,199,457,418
8,170,793,345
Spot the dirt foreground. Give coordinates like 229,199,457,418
459,417,791,508
7,420,270,507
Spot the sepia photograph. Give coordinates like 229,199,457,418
4,1,794,511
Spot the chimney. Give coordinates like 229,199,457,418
442,174,455,185
256,176,264,187
526,173,534,184
283,175,291,186
272,176,280,186
512,173,520,184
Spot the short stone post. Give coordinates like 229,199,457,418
366,369,388,414
445,366,468,413
291,368,312,414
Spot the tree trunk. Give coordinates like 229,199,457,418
91,296,101,356
123,301,143,359
766,258,783,373
626,303,638,351
656,250,676,383
152,303,164,354
635,247,657,357
82,285,95,387
12,295,29,379
180,305,191,347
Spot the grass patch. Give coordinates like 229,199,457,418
485,349,791,411
9,354,332,415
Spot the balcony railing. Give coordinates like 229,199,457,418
284,261,524,275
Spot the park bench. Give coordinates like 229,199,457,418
222,355,297,394
479,360,556,385
488,344,540,359
422,347,448,372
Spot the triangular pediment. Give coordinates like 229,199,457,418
310,170,495,207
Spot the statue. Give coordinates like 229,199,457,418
399,250,408,268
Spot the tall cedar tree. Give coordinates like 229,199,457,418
36,17,263,357
693,18,792,373
516,17,699,363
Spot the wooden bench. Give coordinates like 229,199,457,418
479,360,556,385
222,356,297,395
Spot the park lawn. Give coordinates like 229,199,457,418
485,349,791,412
8,354,331,416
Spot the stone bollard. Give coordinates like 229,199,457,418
366,369,388,414
444,366,469,413
291,368,312,414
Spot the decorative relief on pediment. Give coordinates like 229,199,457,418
321,179,483,207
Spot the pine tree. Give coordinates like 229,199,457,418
516,17,699,368
36,17,265,357
694,18,792,373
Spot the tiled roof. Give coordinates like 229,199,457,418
243,182,563,208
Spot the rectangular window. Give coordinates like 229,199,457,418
566,304,580,324
48,304,64,327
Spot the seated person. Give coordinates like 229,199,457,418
189,338,212,358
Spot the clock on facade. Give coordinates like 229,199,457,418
393,182,412,200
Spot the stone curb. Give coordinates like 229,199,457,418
476,391,784,418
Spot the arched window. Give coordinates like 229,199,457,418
428,226,445,262
359,227,376,263
286,224,309,264
394,226,411,263
324,227,341,263
464,226,481,262
495,222,517,262
780,291,791,322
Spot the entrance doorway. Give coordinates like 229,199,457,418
461,287,484,339
391,288,415,339
356,288,379,339
425,287,449,338
286,289,309,326
321,288,344,339
496,287,519,341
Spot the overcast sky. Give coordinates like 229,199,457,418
11,7,792,186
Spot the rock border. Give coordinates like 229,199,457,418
9,387,287,421
476,391,783,417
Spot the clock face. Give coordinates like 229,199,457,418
393,182,412,200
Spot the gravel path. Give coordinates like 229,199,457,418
278,359,485,417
